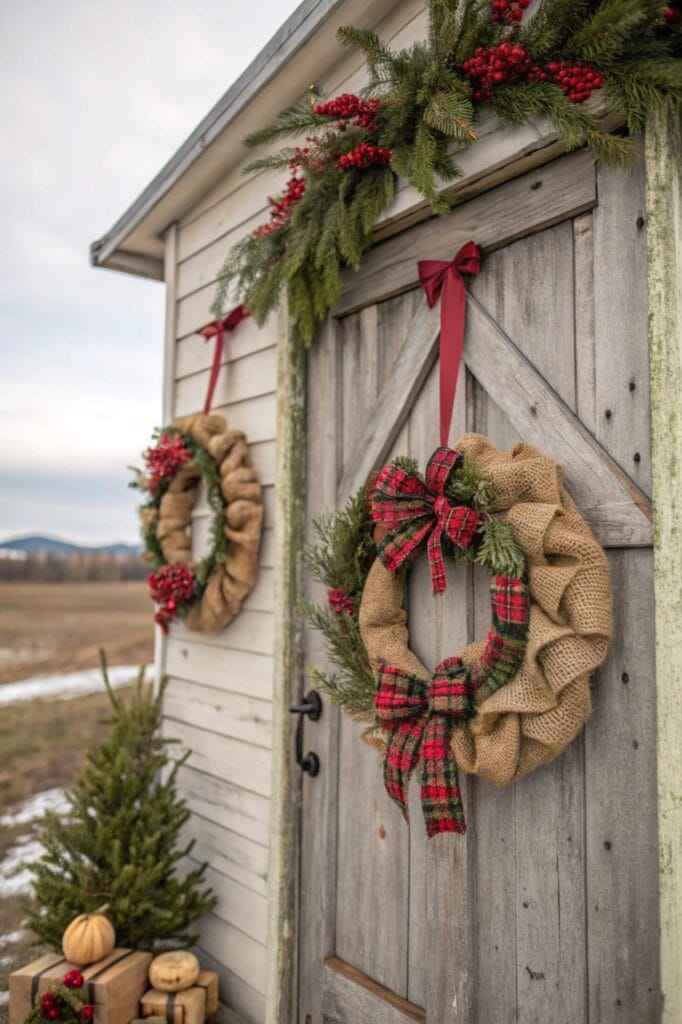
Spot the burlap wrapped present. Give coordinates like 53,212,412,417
155,413,263,632
359,434,612,787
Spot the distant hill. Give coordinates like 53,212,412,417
0,535,141,557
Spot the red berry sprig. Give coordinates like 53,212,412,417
253,174,306,238
462,43,535,102
491,0,530,25
144,433,191,496
314,94,380,131
546,61,604,103
148,564,197,632
80,1007,95,1021
40,992,65,1021
62,971,85,991
338,143,393,170
328,588,356,616
663,1,680,21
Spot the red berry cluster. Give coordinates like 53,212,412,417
463,43,603,105
491,0,530,24
40,993,64,1021
145,433,191,496
62,970,85,991
663,1,680,21
546,61,604,102
80,1008,95,1021
338,143,393,170
253,174,306,238
314,94,380,131
463,43,535,102
148,564,197,631
328,588,356,616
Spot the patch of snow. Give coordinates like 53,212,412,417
0,788,68,828
0,836,43,897
0,991,9,1007
0,930,26,947
0,664,147,706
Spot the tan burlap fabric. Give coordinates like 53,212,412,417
154,413,263,632
359,433,612,787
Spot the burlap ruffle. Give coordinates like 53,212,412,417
155,413,263,632
359,434,612,787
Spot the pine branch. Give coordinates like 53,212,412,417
244,98,322,147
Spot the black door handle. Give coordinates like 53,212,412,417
289,689,322,776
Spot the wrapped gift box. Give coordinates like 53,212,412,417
196,971,219,1017
9,948,152,1024
141,985,205,1024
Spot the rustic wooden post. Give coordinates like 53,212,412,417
646,105,682,1024
266,298,306,1024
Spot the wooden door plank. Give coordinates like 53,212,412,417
337,150,597,316
322,959,425,1024
585,549,662,1023
464,292,653,546
298,317,342,1024
337,299,440,504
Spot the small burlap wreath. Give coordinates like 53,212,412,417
135,413,263,633
303,433,612,838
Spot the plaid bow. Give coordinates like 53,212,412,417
375,657,474,837
372,447,479,594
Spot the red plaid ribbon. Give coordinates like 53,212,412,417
375,658,474,837
372,447,479,594
199,305,250,414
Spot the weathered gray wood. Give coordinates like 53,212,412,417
585,549,662,1023
166,718,271,797
175,764,271,847
298,317,342,1024
464,291,653,546
197,947,265,1024
593,138,652,495
197,912,267,994
164,678,272,749
573,213,597,434
322,959,425,1024
338,150,597,316
179,814,268,896
337,300,440,504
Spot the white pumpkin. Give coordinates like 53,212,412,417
148,950,201,992
62,905,116,966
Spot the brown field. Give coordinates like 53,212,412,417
0,581,153,1017
0,581,153,684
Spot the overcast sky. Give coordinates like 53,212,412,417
0,0,299,545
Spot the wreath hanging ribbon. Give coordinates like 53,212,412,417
418,241,481,447
199,305,250,414
375,657,474,836
372,446,479,595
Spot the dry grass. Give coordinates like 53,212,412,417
0,580,153,1019
0,581,153,685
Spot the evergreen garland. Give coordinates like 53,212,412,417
26,655,215,951
211,0,682,346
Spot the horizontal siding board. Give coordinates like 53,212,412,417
173,346,277,415
164,717,271,796
171,609,275,656
180,815,268,896
197,947,265,1024
190,482,274,520
175,764,270,846
164,677,272,748
165,640,274,699
198,862,269,945
175,322,275,378
196,911,267,994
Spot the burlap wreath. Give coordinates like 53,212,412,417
359,433,612,789
141,413,263,633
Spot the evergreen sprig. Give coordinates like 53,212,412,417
26,654,215,950
211,0,681,346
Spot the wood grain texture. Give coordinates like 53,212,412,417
197,912,267,995
164,677,272,748
175,764,271,847
322,959,425,1024
165,718,271,797
337,150,597,316
179,813,268,896
645,105,682,1024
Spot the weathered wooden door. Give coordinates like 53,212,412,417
298,144,660,1024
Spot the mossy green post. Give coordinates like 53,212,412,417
646,104,682,1024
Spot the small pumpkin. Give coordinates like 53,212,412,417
62,904,116,966
148,950,201,993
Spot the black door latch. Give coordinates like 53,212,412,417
288,690,322,777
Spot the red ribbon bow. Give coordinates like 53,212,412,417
372,447,479,595
375,657,474,837
199,305,250,414
418,241,481,447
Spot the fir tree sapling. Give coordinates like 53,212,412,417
26,654,214,951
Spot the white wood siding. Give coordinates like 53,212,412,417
160,4,429,1021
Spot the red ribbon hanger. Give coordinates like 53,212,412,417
418,241,481,447
198,305,250,415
